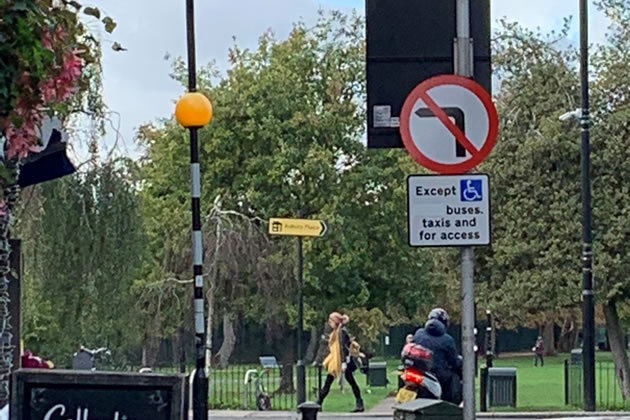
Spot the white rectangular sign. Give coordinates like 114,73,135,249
407,174,491,247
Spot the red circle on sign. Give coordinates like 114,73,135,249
399,74,499,174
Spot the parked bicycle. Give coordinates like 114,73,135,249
243,367,272,410
243,356,281,410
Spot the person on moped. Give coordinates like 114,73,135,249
413,308,462,404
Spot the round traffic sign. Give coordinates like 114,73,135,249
399,75,499,174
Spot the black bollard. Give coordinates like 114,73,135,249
298,402,321,420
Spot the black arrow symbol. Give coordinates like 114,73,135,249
415,107,466,157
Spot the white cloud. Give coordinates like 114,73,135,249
96,0,333,154
492,0,608,45
93,0,610,156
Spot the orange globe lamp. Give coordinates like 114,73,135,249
175,92,213,128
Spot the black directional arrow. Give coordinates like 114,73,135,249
415,107,466,157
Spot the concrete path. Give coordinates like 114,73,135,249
207,409,630,419
367,396,397,414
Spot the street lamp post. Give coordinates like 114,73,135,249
175,1,214,419
579,0,596,411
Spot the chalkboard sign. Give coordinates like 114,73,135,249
11,369,187,420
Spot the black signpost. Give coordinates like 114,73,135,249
366,0,491,149
11,370,188,420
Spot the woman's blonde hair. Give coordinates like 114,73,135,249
329,312,349,326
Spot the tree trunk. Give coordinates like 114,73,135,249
603,300,630,398
275,333,296,394
277,364,296,394
491,321,497,357
205,277,214,371
216,312,237,368
304,328,318,364
142,335,160,367
558,316,577,353
178,325,186,373
205,212,222,373
0,166,20,406
543,321,557,356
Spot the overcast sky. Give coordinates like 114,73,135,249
92,0,609,155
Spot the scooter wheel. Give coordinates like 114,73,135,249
256,394,271,411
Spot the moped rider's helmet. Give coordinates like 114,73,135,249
428,308,449,328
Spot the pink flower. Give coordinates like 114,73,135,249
42,31,54,51
2,30,86,164
39,50,84,104
63,50,84,79
41,82,57,103
42,27,67,52
3,110,43,160
54,26,67,42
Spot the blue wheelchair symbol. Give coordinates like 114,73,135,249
460,179,482,202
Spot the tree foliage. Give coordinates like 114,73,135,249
0,0,115,174
0,0,115,401
19,160,146,367
138,11,438,364
455,0,630,395
472,18,582,328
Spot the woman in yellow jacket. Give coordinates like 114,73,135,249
317,312,364,412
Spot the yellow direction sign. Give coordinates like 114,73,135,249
268,218,327,237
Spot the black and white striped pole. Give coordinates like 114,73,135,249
175,1,214,419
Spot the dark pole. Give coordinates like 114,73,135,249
485,310,493,368
479,367,487,412
579,0,596,411
297,236,306,404
565,360,570,406
185,0,209,419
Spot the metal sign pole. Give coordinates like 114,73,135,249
297,236,306,405
267,217,327,408
579,0,596,411
455,0,475,419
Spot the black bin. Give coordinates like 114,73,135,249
571,348,583,364
488,367,517,408
394,398,462,420
298,402,320,420
367,361,388,387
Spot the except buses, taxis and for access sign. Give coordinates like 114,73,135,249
407,174,490,247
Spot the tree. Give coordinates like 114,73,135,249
424,19,585,344
139,12,439,386
18,159,146,367
471,18,582,336
306,149,440,350
588,0,630,397
465,0,630,396
0,0,115,402
138,11,367,382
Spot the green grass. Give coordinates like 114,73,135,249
321,353,630,412
478,353,630,411
187,352,630,412
482,355,567,410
